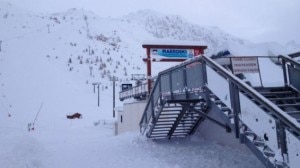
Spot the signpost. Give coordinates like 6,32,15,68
231,57,262,86
150,49,195,59
142,42,207,94
231,57,259,74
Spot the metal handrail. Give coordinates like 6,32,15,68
279,55,300,67
139,75,161,129
279,55,300,87
119,83,148,100
140,55,300,136
202,55,300,135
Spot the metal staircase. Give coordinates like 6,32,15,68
254,86,300,123
139,55,300,168
147,99,207,139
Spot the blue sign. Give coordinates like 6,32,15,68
151,49,194,59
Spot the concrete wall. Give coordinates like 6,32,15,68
116,101,146,135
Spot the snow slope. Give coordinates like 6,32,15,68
1,1,298,167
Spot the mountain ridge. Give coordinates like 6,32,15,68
0,2,300,117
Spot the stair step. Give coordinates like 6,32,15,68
214,100,224,105
149,135,167,139
155,122,174,126
156,120,175,123
177,126,194,129
244,130,256,136
174,130,189,134
263,148,275,157
151,132,168,136
209,94,217,98
269,97,300,101
171,133,188,136
157,119,176,122
153,125,172,129
182,115,201,119
259,91,294,95
253,140,265,147
159,115,179,118
286,111,300,115
167,99,204,104
152,129,169,133
175,128,191,131
177,123,194,126
163,104,182,107
153,126,172,129
184,112,201,115
221,107,231,111
277,103,300,108
161,109,181,112
180,119,198,122
227,113,234,118
152,127,170,130
160,111,179,116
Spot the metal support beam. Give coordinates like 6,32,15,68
240,134,276,168
189,106,209,135
168,105,188,139
169,73,174,100
277,121,288,158
230,82,241,138
187,106,231,132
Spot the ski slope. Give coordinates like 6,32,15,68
1,1,299,168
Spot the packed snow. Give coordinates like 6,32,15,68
1,1,299,168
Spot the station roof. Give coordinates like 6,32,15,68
142,40,207,49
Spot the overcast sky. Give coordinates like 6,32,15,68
5,0,300,45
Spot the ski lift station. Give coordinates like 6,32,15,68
116,41,300,168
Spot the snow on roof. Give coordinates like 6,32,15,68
142,40,207,47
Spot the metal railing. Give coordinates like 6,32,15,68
140,55,300,135
280,55,300,92
119,83,148,101
139,55,300,167
139,57,207,133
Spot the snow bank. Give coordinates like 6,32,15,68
0,125,263,168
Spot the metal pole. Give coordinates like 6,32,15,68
256,58,263,87
110,76,118,118
281,59,288,86
146,48,152,95
113,79,115,118
97,85,100,107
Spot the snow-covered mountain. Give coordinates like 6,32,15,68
0,1,298,167
123,9,249,53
